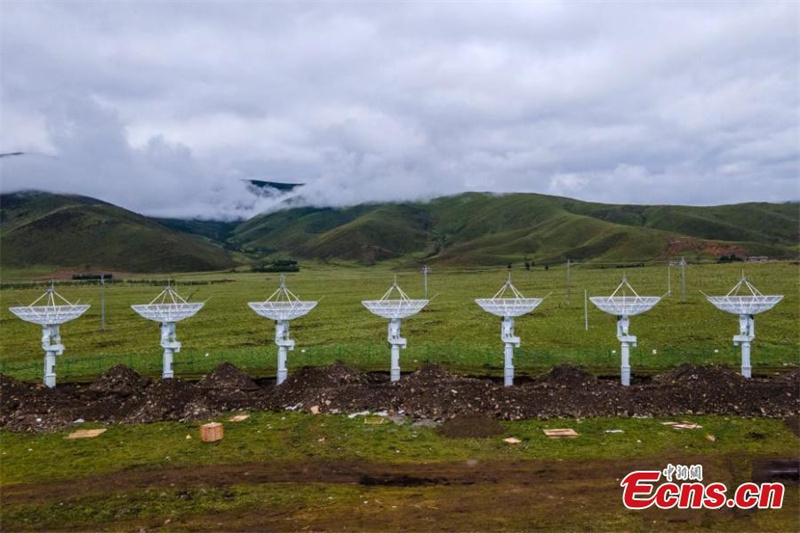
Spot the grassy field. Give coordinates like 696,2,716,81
1,412,798,531
1,262,797,381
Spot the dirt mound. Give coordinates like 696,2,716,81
197,363,259,391
538,364,597,387
0,374,34,423
438,413,506,438
89,365,151,396
654,364,746,387
0,378,86,432
280,361,367,390
1,363,798,432
266,361,371,412
123,379,207,423
780,367,800,385
402,363,458,385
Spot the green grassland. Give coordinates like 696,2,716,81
1,262,797,381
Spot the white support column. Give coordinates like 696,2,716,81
734,314,755,379
162,347,174,379
619,340,631,387
277,345,288,384
740,341,752,379
616,316,636,387
275,320,295,385
501,316,520,387
41,324,62,388
160,322,180,379
388,318,406,382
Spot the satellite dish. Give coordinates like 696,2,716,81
705,274,783,378
8,285,90,387
131,284,204,379
590,276,660,386
248,276,319,385
475,274,545,386
362,277,429,381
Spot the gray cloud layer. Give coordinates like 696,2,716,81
1,1,798,219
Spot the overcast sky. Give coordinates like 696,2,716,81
1,1,798,219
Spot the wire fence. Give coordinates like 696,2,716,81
1,341,786,383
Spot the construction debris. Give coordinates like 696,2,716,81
543,428,579,438
66,428,107,439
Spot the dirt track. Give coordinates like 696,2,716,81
1,362,798,432
4,455,797,532
0,454,753,505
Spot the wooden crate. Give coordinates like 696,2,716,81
200,422,224,442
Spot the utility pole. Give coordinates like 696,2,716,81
566,258,571,306
422,264,431,299
100,274,106,331
667,262,672,298
680,256,687,303
584,288,589,331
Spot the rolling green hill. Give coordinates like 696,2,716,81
1,190,796,272
232,192,799,265
0,191,238,273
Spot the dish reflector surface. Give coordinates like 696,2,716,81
706,276,783,315
8,287,90,325
362,280,428,319
131,285,204,323
475,277,543,317
590,277,660,316
248,280,318,320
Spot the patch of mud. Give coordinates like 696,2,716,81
752,459,800,484
784,416,800,437
438,413,506,438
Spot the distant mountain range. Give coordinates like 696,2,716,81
1,190,797,273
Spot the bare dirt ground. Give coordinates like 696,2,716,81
2,362,798,433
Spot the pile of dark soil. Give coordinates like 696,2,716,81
197,363,259,391
281,361,368,390
654,364,746,387
1,362,798,432
0,376,85,432
537,364,597,387
438,413,506,438
266,361,373,412
123,378,206,424
88,365,151,397
390,365,505,419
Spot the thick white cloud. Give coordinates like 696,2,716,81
0,1,797,219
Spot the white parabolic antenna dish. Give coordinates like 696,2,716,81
248,281,318,320
9,287,90,325
475,278,544,317
590,277,661,316
706,276,783,315
362,281,428,319
131,285,204,323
